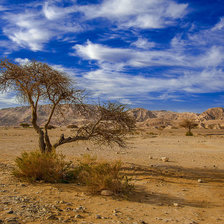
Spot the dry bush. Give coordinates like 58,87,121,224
47,125,56,130
67,124,78,129
20,123,30,128
179,119,198,136
75,155,133,195
13,151,74,183
13,152,134,195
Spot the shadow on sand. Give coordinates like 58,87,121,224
122,163,224,183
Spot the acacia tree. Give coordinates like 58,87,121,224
0,59,135,153
179,119,198,136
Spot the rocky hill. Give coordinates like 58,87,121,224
0,105,224,129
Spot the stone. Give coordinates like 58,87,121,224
75,206,86,212
96,215,102,219
148,155,153,159
75,214,83,219
101,190,113,196
7,210,14,214
46,215,59,220
197,179,203,183
161,157,169,162
113,209,120,214
173,203,179,207
5,217,19,224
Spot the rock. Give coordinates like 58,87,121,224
5,217,19,224
96,215,102,219
173,203,179,207
75,206,86,212
197,179,203,183
46,215,59,220
161,157,169,162
75,214,83,219
7,210,14,214
148,155,153,159
101,190,113,196
113,209,120,214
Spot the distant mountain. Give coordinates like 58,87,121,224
0,105,224,129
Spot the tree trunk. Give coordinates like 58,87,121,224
38,130,46,153
31,105,46,153
44,129,53,152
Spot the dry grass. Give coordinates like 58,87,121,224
74,155,134,195
13,151,134,195
13,150,73,183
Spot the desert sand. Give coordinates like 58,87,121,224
0,127,224,224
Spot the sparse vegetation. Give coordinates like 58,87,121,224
75,155,133,195
179,119,198,136
67,124,78,129
13,152,133,195
46,124,56,130
13,150,73,183
20,123,30,128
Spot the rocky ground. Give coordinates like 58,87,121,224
0,127,224,224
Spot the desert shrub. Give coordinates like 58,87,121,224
13,151,74,183
67,124,78,129
186,131,193,136
147,132,157,135
75,155,133,194
20,123,30,128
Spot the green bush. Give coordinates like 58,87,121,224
75,155,133,194
13,151,74,183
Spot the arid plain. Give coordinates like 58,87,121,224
0,126,224,224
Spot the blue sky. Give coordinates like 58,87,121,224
0,0,224,112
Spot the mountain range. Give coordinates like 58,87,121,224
0,105,224,129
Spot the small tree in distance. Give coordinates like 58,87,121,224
0,59,135,153
179,119,198,136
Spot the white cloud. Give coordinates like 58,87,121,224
78,67,224,100
79,0,188,29
197,46,224,67
131,38,156,49
74,40,224,70
3,12,52,51
212,17,224,31
0,5,7,11
0,93,17,107
2,3,81,51
1,0,188,52
15,58,30,65
72,17,224,102
43,2,76,20
74,40,186,69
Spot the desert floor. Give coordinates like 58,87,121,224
0,127,224,224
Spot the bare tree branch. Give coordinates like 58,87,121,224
0,59,136,153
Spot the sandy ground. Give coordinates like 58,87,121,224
0,127,224,224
